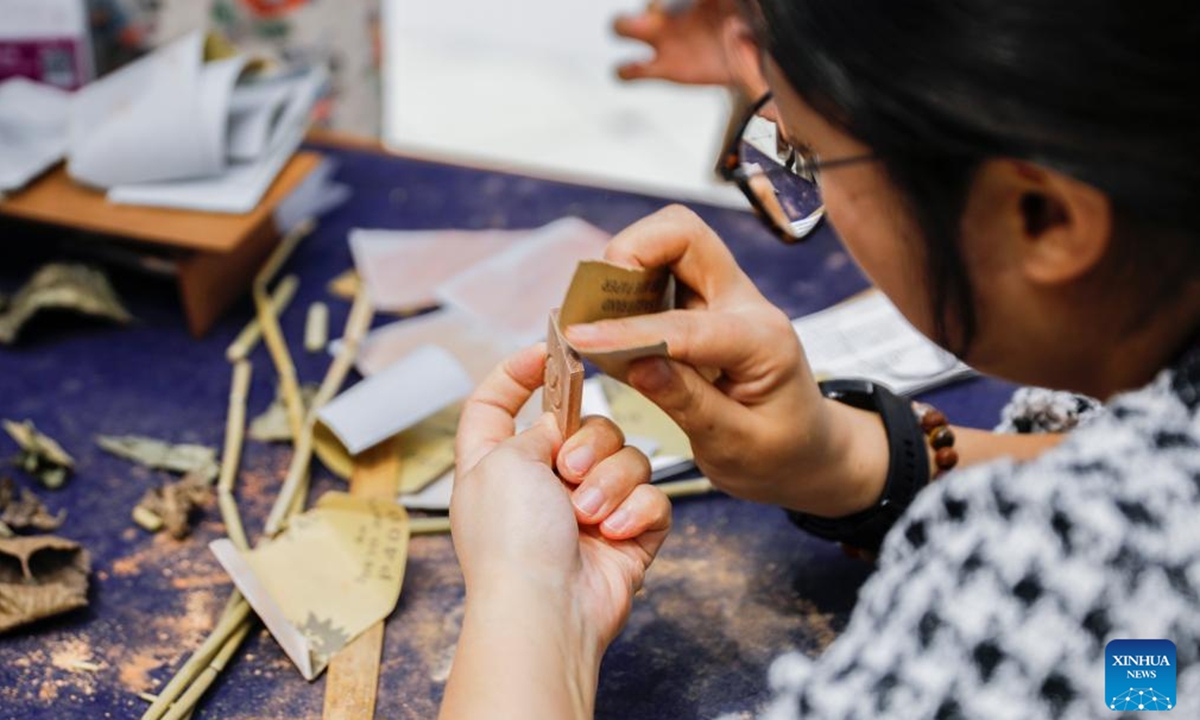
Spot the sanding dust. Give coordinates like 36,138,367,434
118,649,162,693
50,637,101,673
5,636,101,707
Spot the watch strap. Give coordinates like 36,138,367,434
787,379,930,553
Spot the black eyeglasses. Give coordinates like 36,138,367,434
719,92,875,243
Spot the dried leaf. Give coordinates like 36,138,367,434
0,535,90,634
0,264,132,344
3,420,74,489
248,384,319,443
0,478,64,533
133,473,212,539
96,435,219,482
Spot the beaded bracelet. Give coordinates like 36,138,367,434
913,402,959,477
838,402,959,562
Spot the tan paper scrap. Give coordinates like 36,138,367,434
209,492,410,680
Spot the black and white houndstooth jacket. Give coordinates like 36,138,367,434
758,357,1200,719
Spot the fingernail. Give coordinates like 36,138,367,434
629,358,672,394
602,509,632,534
575,487,605,516
565,445,595,476
565,323,600,343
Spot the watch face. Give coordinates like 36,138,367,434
819,378,878,411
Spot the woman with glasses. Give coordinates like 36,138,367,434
441,1,1200,718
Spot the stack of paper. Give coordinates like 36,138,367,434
0,78,72,195
792,290,974,395
67,31,326,213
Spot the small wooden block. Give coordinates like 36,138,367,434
545,310,584,438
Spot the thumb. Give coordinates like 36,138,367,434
504,413,564,465
625,357,748,448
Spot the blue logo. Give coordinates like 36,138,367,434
1106,639,1176,711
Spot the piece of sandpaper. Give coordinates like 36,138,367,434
209,492,410,680
600,376,693,459
557,260,675,376
313,404,459,495
544,310,584,438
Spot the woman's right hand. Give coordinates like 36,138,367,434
613,0,744,88
565,206,890,518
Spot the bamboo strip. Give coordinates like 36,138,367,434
304,301,329,353
160,619,255,720
139,599,252,720
217,361,253,551
409,516,452,536
224,275,299,362
264,290,373,536
253,221,314,440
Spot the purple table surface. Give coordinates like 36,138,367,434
0,140,1015,719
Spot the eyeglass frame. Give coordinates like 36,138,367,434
719,91,876,244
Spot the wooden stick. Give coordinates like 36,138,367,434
322,438,404,719
660,477,714,499
217,361,253,551
264,290,374,537
401,478,712,540
409,516,453,536
224,275,299,362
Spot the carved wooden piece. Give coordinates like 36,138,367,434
322,438,403,720
544,310,584,438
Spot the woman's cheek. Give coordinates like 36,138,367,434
822,175,937,337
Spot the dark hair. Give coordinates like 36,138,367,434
748,0,1200,352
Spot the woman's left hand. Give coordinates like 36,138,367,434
442,344,671,720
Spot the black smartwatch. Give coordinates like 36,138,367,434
787,378,930,553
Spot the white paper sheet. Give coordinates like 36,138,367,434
435,218,611,343
792,290,974,396
350,227,528,311
0,78,72,193
272,156,352,234
318,344,474,455
227,77,296,161
69,32,222,188
340,307,520,382
107,64,327,213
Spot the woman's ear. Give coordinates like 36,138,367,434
970,160,1114,286
721,14,768,100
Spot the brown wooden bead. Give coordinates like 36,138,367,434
920,409,948,432
935,447,959,471
929,426,956,449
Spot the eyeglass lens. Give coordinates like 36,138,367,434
737,100,825,240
